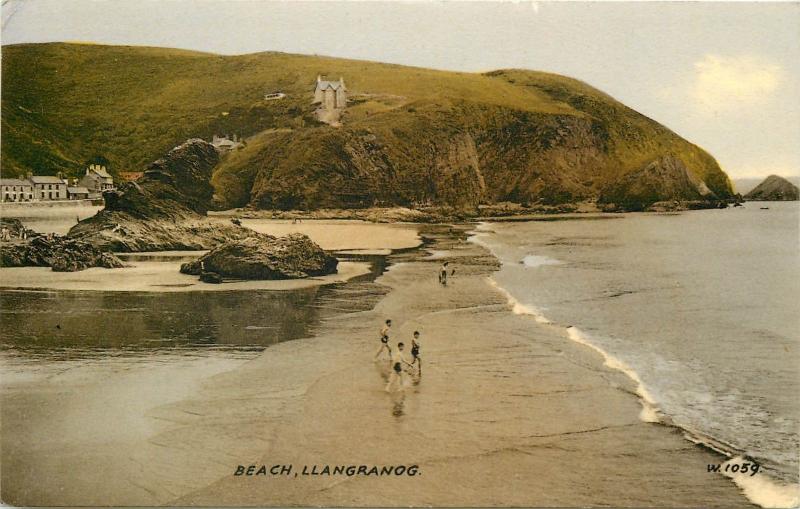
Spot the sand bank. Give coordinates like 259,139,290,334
1,224,752,506
0,259,369,293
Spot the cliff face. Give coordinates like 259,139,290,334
744,175,799,201
598,155,717,211
68,139,248,251
219,71,732,211
3,43,734,211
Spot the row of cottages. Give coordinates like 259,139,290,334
0,165,115,203
0,176,67,202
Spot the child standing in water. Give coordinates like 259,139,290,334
374,319,392,360
410,331,422,376
385,342,413,392
439,262,450,285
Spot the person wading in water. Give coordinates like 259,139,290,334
374,319,392,360
439,262,450,285
385,342,413,392
410,330,422,376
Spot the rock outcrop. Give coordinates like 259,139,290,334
180,233,338,280
598,155,719,211
744,175,799,201
68,139,250,251
0,234,125,272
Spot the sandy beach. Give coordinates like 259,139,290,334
2,221,755,506
1,221,754,506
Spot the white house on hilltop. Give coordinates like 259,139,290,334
314,75,347,111
313,76,348,126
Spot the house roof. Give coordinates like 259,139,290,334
316,80,345,91
213,139,239,147
67,186,90,194
89,167,113,178
29,176,65,184
0,178,32,187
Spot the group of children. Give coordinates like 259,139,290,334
372,264,455,391
374,319,422,392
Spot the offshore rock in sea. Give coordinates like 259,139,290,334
0,234,125,272
744,175,799,201
180,233,338,280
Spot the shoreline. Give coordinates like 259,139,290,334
470,216,800,508
0,221,758,506
166,224,752,507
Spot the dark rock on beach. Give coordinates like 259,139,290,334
199,271,223,284
0,234,125,272
68,139,250,251
180,233,338,280
744,175,799,201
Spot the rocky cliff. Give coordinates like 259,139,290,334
3,43,734,211
598,155,719,211
744,175,799,201
68,139,249,251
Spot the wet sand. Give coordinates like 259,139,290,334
1,224,752,506
166,226,751,507
236,219,421,251
0,259,370,292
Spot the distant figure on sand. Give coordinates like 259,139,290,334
374,319,392,360
410,331,422,376
385,342,413,392
439,262,450,285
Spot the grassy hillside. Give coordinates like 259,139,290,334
1,42,733,209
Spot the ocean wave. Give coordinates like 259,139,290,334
521,254,562,268
468,225,800,508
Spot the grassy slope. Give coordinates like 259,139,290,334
1,42,732,208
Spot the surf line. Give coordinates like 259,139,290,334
469,227,800,509
468,224,661,423
485,277,661,423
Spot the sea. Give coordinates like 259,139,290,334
471,202,800,507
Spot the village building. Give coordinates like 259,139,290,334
211,134,243,153
79,164,115,196
29,175,68,201
67,186,91,200
313,76,347,126
0,178,35,202
264,91,286,101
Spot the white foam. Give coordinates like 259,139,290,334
722,457,800,508
471,222,799,508
565,326,661,423
522,254,562,268
488,278,551,324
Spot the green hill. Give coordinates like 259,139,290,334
1,42,733,210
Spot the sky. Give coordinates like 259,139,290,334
2,0,799,179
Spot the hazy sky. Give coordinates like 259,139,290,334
2,0,799,179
